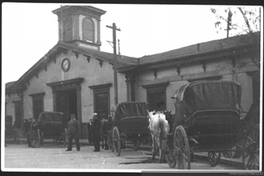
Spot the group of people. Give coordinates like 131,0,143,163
23,112,112,152
23,118,39,147
66,113,112,152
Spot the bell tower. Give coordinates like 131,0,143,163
53,6,106,50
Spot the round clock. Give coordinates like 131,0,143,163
61,58,70,72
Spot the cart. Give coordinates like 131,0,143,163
165,80,260,170
111,102,150,156
37,112,68,147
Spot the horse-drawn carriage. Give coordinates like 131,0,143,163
35,112,68,147
110,102,150,156
165,80,260,170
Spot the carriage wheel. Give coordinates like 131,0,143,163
112,127,121,156
242,124,259,170
166,143,176,168
133,140,140,151
37,129,41,148
222,150,234,158
208,151,221,166
173,125,191,169
63,128,68,147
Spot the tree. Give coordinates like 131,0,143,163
211,6,261,68
211,6,261,36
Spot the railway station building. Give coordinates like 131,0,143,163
5,5,260,138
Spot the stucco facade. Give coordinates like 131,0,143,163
5,5,261,140
135,55,258,114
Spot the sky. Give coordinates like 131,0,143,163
2,3,256,84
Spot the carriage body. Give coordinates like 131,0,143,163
173,80,242,151
37,112,68,146
111,102,149,156
165,80,261,169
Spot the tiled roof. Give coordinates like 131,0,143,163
138,32,260,65
6,32,259,92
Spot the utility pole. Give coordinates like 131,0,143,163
227,9,232,38
107,23,121,105
118,39,121,55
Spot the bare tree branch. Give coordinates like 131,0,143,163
238,7,253,33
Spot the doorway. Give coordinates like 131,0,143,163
56,89,77,121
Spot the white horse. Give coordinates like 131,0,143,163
148,110,170,163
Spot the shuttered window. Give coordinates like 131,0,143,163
89,84,112,120
82,18,94,42
63,17,73,42
143,82,169,111
30,93,45,120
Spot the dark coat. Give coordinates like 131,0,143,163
67,119,80,135
172,100,188,132
29,121,38,140
92,116,101,140
100,118,110,136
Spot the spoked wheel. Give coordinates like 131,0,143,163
208,151,221,166
174,125,191,169
222,150,234,158
242,124,259,170
63,128,68,147
112,126,121,156
166,143,176,168
133,140,140,151
37,129,41,148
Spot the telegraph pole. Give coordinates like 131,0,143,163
107,23,121,105
227,9,232,38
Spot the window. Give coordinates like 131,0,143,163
143,82,169,111
89,84,111,120
30,93,44,120
82,18,94,42
13,100,22,128
63,17,73,42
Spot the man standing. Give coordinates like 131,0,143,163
23,118,32,147
66,114,80,151
29,118,38,147
92,113,101,152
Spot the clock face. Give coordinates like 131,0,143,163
61,58,70,72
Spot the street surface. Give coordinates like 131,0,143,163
3,141,243,172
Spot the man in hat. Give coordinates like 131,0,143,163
92,113,101,152
66,114,80,151
23,118,32,147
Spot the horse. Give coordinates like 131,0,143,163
148,110,170,163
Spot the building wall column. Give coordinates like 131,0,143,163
125,74,136,102
125,74,131,102
52,90,57,111
76,86,83,137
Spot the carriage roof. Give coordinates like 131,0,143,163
172,80,242,111
38,112,65,124
111,102,148,120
